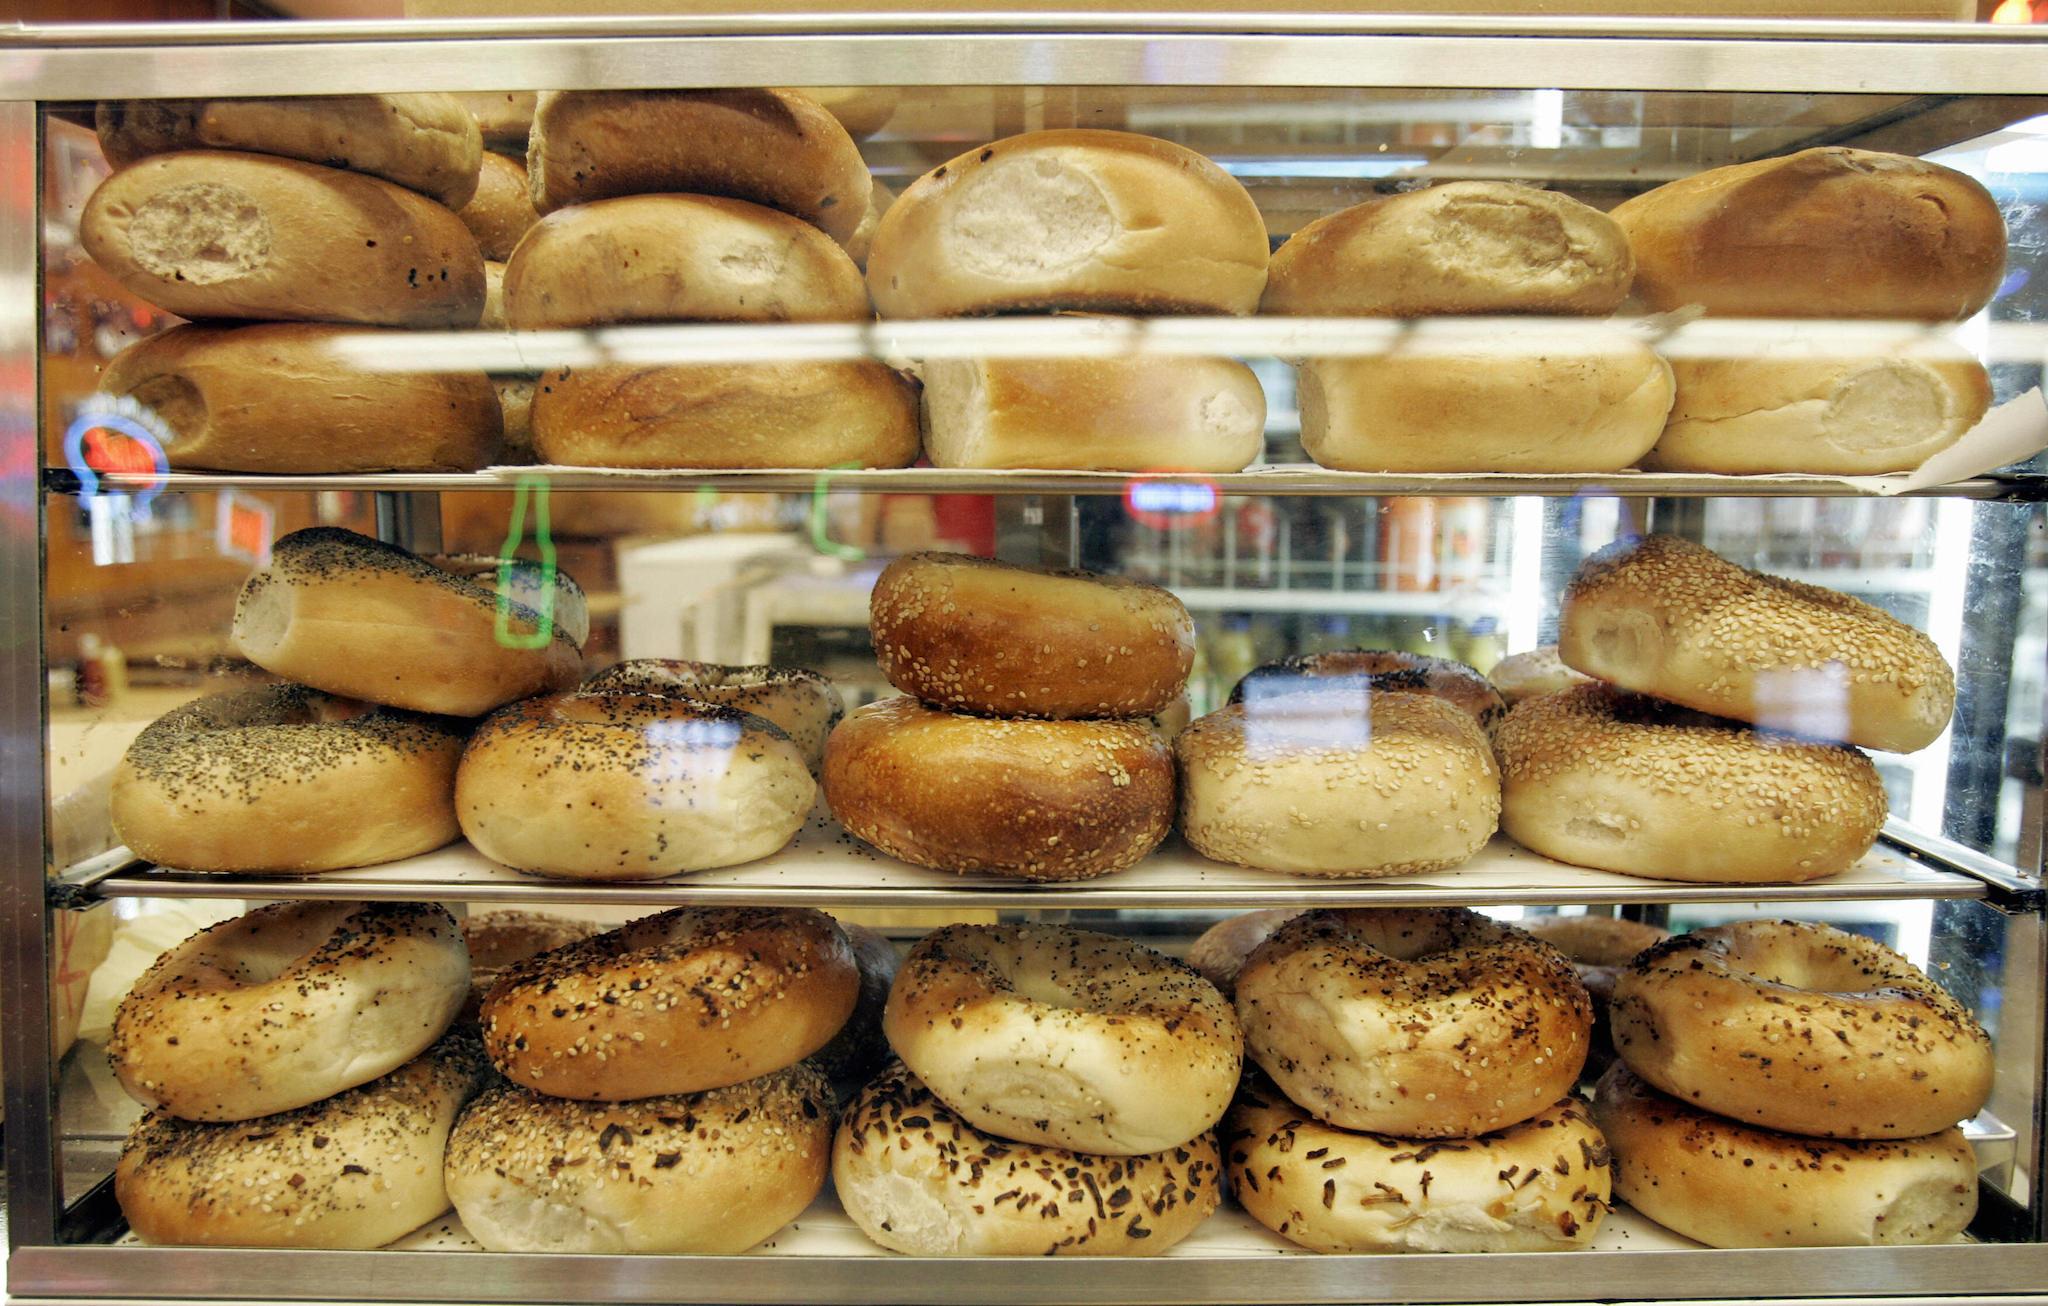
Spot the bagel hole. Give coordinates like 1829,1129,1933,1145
231,569,293,659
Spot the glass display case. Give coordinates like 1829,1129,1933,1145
6,12,2048,1304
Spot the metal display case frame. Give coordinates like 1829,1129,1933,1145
7,13,2048,1304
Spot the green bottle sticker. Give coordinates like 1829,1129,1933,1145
496,474,558,649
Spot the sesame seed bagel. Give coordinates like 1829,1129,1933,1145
1610,920,1993,1140
446,1063,834,1253
1495,684,1887,884
1489,645,1592,706
480,907,859,1101
423,552,589,649
1223,1074,1612,1254
109,901,470,1122
457,911,599,1023
1558,534,1955,753
455,693,814,881
233,527,583,718
1185,908,1304,997
1229,649,1506,731
834,1060,1223,1256
870,551,1194,719
582,659,844,771
1235,908,1591,1138
116,1032,490,1249
823,696,1175,882
1175,690,1499,877
884,924,1242,1156
110,684,466,874
1593,1061,1977,1247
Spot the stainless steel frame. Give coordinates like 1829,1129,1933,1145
10,13,2048,1304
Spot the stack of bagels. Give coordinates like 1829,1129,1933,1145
449,95,542,456
83,95,503,473
822,551,1191,882
1494,532,1954,884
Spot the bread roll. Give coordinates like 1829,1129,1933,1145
454,91,536,150
531,360,919,469
1643,342,1992,475
98,95,483,209
1612,148,2007,321
100,323,501,474
502,194,870,329
868,129,1269,318
82,151,485,328
1263,182,1633,317
456,150,539,261
1297,324,1674,473
528,89,870,245
920,354,1265,472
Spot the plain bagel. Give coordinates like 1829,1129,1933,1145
480,906,859,1101
582,659,845,770
1234,908,1591,1137
108,901,469,1122
883,923,1242,1155
1610,920,1994,1139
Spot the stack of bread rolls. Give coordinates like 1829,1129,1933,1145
871,128,1271,472
83,95,501,473
448,95,542,457
1595,920,1990,1247
823,552,1188,881
508,89,918,469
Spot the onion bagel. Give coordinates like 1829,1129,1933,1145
582,659,844,771
1228,649,1506,730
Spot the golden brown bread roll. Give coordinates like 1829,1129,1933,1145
456,149,539,261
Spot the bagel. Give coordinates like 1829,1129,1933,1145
116,1033,489,1249
582,660,845,771
870,551,1194,719
1495,683,1887,884
422,552,589,649
808,923,899,1106
1223,1074,1612,1253
108,901,469,1122
455,693,814,880
232,527,583,718
1184,909,1303,997
805,86,899,139
1235,908,1591,1137
883,923,1241,1155
1488,646,1592,705
110,684,465,874
458,911,599,1023
823,696,1175,882
1610,920,1993,1139
1558,533,1955,753
1229,649,1505,730
1594,1062,1977,1247
453,91,534,150
1176,690,1499,876
446,1063,833,1254
868,129,1269,318
455,149,538,261
480,906,859,1101
1526,914,1670,1079
834,1061,1222,1256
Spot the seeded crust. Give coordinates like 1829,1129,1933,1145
116,1032,489,1249
583,659,845,770
110,684,467,874
1223,1073,1612,1254
424,552,589,649
1593,1062,1977,1248
446,1063,833,1254
1175,691,1499,877
1610,920,1993,1140
480,906,858,1102
871,552,1195,720
458,911,600,1023
834,1060,1222,1256
1557,533,1955,753
1184,908,1304,997
884,923,1241,1156
109,901,470,1123
1495,683,1887,884
823,696,1175,881
1489,646,1593,706
1235,908,1592,1138
1229,649,1505,731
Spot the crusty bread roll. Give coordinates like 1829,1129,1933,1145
82,151,485,328
527,89,870,245
920,354,1265,472
1643,342,1993,475
531,360,919,469
99,323,501,474
868,129,1269,318
97,95,483,209
1263,181,1633,317
456,150,539,262
1297,323,1674,473
1612,147,2007,321
502,194,870,329
453,91,536,150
